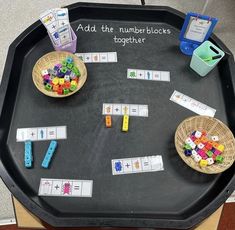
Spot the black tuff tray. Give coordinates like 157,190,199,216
0,3,235,229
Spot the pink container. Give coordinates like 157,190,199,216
48,26,77,53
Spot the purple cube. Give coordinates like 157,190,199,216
184,149,192,156
57,71,65,78
66,70,71,75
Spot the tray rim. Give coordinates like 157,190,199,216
0,2,235,229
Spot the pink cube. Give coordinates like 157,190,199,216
197,149,207,158
190,135,196,141
214,149,221,156
43,74,50,80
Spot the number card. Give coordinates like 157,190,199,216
112,155,164,175
102,103,148,117
170,90,216,117
75,52,117,63
127,69,170,82
38,178,93,197
16,126,67,142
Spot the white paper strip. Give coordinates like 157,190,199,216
170,90,216,117
112,155,164,175
102,103,148,117
16,126,67,142
75,52,117,63
38,178,93,197
127,68,170,82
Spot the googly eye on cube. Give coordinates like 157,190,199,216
184,130,224,167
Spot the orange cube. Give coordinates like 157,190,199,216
212,142,219,148
194,139,201,145
200,136,208,143
53,84,59,92
105,115,112,128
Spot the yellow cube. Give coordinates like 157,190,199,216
199,159,208,167
122,115,129,132
71,80,77,86
52,77,59,85
217,144,224,152
59,78,65,85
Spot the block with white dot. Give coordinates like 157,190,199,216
191,150,198,159
211,136,219,141
206,158,214,165
195,131,202,138
189,142,196,149
64,75,70,82
198,143,205,149
41,69,49,76
193,154,202,162
185,137,193,144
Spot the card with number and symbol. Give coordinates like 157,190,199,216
75,52,117,63
16,126,67,142
127,69,170,82
38,178,93,197
112,155,164,175
102,103,148,117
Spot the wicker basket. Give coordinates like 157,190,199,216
32,51,87,98
175,116,235,174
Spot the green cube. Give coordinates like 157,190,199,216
60,67,68,74
216,155,224,163
63,88,70,95
206,151,213,157
76,69,81,77
67,63,74,69
72,66,78,73
62,60,67,66
184,144,192,150
69,85,77,92
45,83,52,91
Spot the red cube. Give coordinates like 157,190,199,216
57,87,63,95
64,82,71,89
205,143,212,150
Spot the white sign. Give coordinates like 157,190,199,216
38,178,93,197
16,126,67,142
112,155,164,175
170,90,216,117
102,103,148,117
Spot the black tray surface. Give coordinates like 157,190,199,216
0,3,235,229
